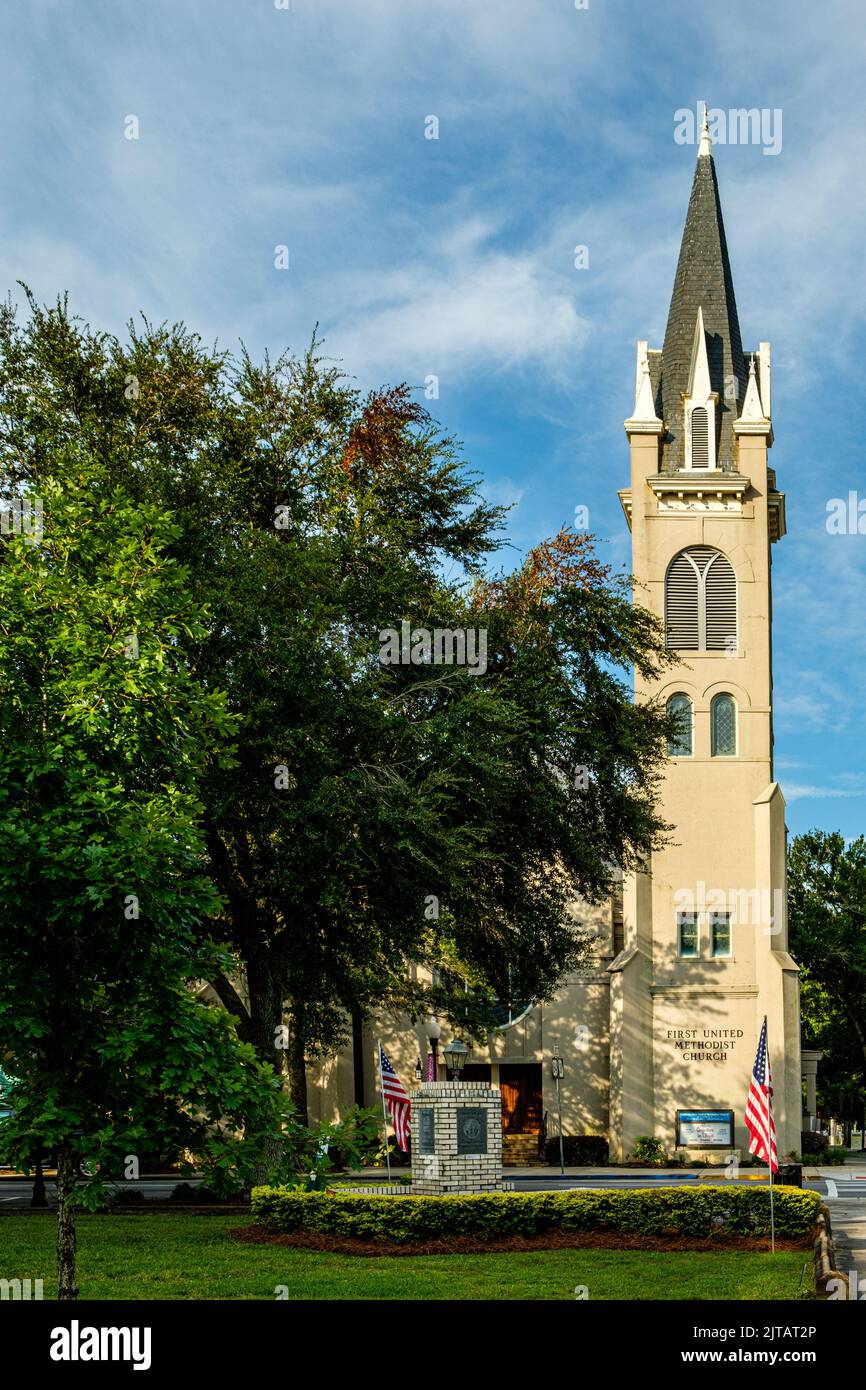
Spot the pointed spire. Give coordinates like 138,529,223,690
698,101,712,158
659,132,746,470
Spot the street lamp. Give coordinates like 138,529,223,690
426,1016,442,1078
443,1039,469,1080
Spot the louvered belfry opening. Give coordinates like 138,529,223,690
690,406,709,468
665,551,700,649
664,546,737,652
703,552,737,650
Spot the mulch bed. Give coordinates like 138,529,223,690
231,1224,813,1257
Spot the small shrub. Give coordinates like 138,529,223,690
630,1136,666,1164
797,1140,848,1166
823,1147,848,1166
170,1182,199,1202
110,1188,145,1205
169,1180,245,1204
544,1135,609,1166
800,1131,827,1156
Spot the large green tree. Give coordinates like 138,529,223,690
1,293,676,1119
0,461,278,1298
788,830,866,1136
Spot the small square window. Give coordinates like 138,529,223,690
677,912,699,958
711,913,732,958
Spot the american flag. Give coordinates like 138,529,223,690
379,1046,411,1150
745,1017,778,1173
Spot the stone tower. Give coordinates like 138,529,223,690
612,110,802,1161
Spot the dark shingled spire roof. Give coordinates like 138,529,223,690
660,145,746,472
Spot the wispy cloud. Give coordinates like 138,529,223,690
784,784,866,803
2,0,866,835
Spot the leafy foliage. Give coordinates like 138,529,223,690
251,1185,820,1242
543,1135,609,1166
0,292,677,1106
274,1105,382,1184
629,1136,667,1164
788,830,866,1122
0,464,279,1203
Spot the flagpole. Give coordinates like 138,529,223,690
376,1039,392,1186
765,1016,776,1254
769,1150,776,1254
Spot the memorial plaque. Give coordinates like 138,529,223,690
456,1107,487,1155
418,1108,435,1154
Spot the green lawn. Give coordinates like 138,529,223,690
0,1214,814,1300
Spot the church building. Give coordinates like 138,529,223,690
309,115,804,1164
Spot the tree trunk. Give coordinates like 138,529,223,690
56,1144,78,1301
31,1147,48,1209
245,951,286,1073
286,1002,308,1125
245,951,289,1184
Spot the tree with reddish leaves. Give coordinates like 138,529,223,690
0,294,676,1126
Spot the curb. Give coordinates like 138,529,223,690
341,1183,517,1196
814,1204,847,1297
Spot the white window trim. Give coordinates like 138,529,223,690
709,912,733,959
676,912,700,959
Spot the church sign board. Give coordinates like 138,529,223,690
676,1109,734,1149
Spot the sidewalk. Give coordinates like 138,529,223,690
828,1204,866,1290
350,1161,866,1181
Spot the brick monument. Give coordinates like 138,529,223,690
409,1081,504,1195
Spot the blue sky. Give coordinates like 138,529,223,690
2,0,865,837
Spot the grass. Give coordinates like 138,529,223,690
0,1214,813,1300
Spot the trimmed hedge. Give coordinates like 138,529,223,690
801,1131,827,1156
544,1135,609,1166
799,1133,849,1164
251,1184,820,1244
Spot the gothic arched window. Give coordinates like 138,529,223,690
664,546,737,652
711,693,737,756
666,693,693,757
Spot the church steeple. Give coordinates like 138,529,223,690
613,117,799,1169
660,105,746,472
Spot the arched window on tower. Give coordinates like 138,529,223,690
666,693,693,757
664,547,737,652
690,406,709,469
711,693,737,756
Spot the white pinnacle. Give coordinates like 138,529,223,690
698,101,712,158
739,354,766,422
